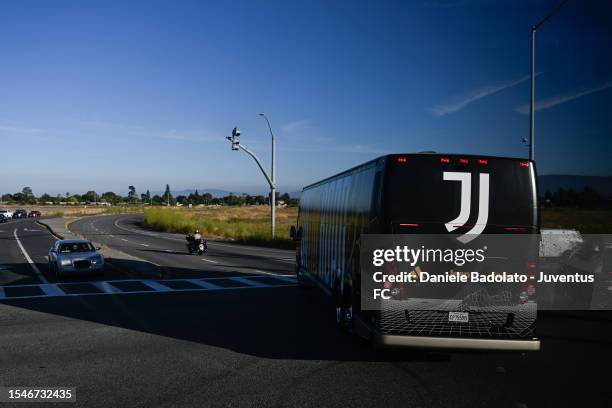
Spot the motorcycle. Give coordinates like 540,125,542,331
186,235,208,255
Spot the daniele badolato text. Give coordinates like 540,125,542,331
369,245,594,299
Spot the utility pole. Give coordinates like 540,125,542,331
226,121,277,239
259,113,276,239
529,0,569,161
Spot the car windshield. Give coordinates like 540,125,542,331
59,242,95,253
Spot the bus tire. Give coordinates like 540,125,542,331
334,283,353,335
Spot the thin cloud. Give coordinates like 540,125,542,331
75,119,218,142
430,74,532,116
0,124,42,134
515,80,612,114
280,119,312,134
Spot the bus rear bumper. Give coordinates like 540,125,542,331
372,335,541,351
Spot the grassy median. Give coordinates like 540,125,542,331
143,205,297,249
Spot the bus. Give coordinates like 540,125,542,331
291,153,540,351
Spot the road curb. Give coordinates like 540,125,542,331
36,219,65,240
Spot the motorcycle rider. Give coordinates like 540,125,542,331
186,229,206,254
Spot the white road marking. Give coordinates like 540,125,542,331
201,258,217,264
139,243,149,247
271,275,298,283
13,228,49,284
142,280,172,292
91,281,121,294
0,275,297,300
254,269,283,276
39,283,65,297
109,234,114,238
229,277,266,287
185,279,223,289
121,238,129,242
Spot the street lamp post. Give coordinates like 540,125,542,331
226,115,278,239
259,113,276,239
529,0,569,161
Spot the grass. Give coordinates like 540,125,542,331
540,208,612,234
144,205,297,249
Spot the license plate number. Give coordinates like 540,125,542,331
448,312,469,323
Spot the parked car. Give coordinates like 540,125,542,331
28,210,42,218
48,239,104,278
0,214,7,223
13,209,28,219
0,209,13,219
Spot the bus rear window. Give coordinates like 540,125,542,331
383,156,536,229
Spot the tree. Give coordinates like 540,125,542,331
39,193,53,204
101,192,121,205
82,191,97,203
22,186,33,197
152,195,164,205
163,184,173,206
127,185,137,204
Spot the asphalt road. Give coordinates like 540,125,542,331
0,214,610,407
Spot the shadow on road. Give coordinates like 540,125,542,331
1,260,451,363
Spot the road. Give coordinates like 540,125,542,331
0,214,610,407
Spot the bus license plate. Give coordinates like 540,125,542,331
449,312,469,323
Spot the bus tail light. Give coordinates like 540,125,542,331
459,158,469,164
397,156,407,163
520,161,530,167
440,157,450,163
478,159,488,165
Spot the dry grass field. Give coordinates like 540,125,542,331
144,205,298,248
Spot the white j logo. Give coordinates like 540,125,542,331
443,172,490,244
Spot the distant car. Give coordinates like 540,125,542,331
0,209,13,219
28,210,42,218
13,209,27,219
48,239,104,278
0,214,7,223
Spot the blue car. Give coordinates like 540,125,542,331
48,239,104,278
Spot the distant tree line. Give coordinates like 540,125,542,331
0,185,300,207
541,187,610,209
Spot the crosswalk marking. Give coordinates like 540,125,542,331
229,277,266,287
0,275,297,300
39,283,65,297
142,280,172,292
186,279,222,289
91,281,121,294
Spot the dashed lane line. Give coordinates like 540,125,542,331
201,258,218,264
13,228,49,284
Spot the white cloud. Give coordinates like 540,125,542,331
430,74,532,116
280,119,312,134
515,80,612,114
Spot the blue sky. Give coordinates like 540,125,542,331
1,0,610,196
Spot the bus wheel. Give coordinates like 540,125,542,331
334,288,353,334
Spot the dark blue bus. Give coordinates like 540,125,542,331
292,153,540,350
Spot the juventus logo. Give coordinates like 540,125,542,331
443,172,490,244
